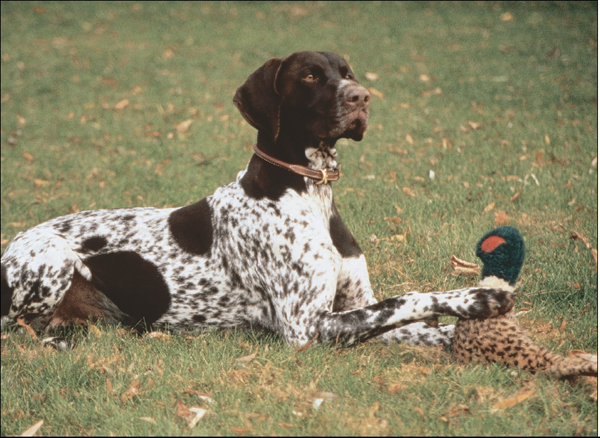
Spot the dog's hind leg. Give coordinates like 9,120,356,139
378,322,455,348
1,231,96,329
46,270,129,330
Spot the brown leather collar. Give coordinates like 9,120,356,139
252,143,340,185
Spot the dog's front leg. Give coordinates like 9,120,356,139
307,287,514,348
377,322,456,347
332,254,377,311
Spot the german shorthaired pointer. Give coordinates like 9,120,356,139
0,51,514,348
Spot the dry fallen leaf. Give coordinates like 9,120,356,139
405,133,414,145
467,120,482,130
114,99,129,110
447,403,470,418
367,87,384,98
34,179,51,188
120,379,139,403
23,152,35,163
450,254,481,276
484,202,496,213
20,419,43,437
146,377,155,391
175,401,207,429
16,318,38,340
587,377,598,401
544,134,551,145
389,233,406,243
536,151,544,165
297,332,319,351
234,349,258,364
500,12,514,21
89,325,102,338
186,408,207,429
384,216,402,224
387,383,406,394
308,391,337,402
176,119,194,133
491,387,536,411
569,231,591,249
365,72,379,81
176,400,191,418
183,388,214,404
402,187,416,197
230,426,250,434
494,210,510,226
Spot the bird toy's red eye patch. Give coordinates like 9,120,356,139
481,236,506,252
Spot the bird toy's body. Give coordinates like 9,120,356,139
453,311,597,377
452,227,597,377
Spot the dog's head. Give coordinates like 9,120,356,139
234,51,370,145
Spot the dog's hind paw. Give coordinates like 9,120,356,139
42,336,71,351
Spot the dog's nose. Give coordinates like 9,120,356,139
345,85,370,108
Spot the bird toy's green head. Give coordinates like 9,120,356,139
476,226,525,286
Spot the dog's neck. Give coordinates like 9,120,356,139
262,129,340,174
239,131,338,201
258,129,338,165
305,143,339,172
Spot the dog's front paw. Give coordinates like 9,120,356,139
467,288,515,319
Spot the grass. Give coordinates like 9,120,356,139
1,1,597,436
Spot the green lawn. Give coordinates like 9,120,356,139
1,2,597,436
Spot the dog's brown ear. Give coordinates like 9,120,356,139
234,57,285,142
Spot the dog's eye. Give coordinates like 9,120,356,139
303,74,318,83
344,73,353,80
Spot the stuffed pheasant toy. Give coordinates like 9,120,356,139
452,226,597,377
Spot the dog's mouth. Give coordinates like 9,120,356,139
344,117,367,140
326,109,369,141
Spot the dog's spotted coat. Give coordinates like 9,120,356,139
1,51,514,348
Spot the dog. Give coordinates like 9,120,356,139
0,51,514,348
